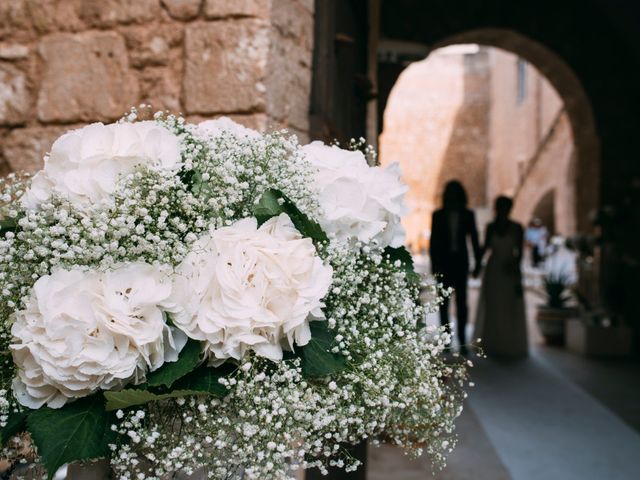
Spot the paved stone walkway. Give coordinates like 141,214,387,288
368,351,640,480
369,269,640,480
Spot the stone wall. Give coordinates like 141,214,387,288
379,45,490,252
487,48,575,235
0,0,314,174
511,112,575,235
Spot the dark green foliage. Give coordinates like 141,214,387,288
172,363,235,397
385,246,421,284
0,217,18,238
146,339,203,388
0,411,27,445
299,322,347,377
104,388,204,411
543,273,572,308
253,189,328,243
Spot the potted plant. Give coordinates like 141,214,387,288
535,273,579,345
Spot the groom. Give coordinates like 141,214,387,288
430,180,481,355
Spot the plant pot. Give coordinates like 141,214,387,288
566,319,633,357
535,306,578,345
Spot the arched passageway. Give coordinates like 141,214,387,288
378,40,581,250
308,2,640,478
372,0,640,334
378,29,596,242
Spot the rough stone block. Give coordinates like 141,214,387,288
294,0,314,14
161,0,203,20
183,21,269,114
0,43,29,60
267,62,311,131
2,126,68,173
266,33,312,131
78,0,161,28
122,24,184,68
0,63,29,125
139,66,182,112
0,1,29,33
25,0,86,33
271,0,313,50
265,116,308,143
37,31,139,123
204,0,270,19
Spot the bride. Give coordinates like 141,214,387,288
474,196,528,358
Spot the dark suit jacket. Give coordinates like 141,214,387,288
429,208,481,276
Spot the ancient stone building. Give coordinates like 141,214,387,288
379,45,574,251
0,0,313,174
488,48,575,237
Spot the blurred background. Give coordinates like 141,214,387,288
1,0,639,479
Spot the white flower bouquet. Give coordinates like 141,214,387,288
0,110,466,479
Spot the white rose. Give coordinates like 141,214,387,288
10,262,185,409
302,141,409,248
99,262,187,370
21,121,181,208
197,117,261,139
170,214,333,363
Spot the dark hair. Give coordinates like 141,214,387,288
442,180,468,210
495,195,513,214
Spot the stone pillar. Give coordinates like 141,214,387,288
0,0,315,175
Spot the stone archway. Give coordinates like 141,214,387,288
429,28,599,234
378,28,599,236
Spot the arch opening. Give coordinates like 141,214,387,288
378,29,598,254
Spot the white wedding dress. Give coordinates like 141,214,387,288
474,222,528,357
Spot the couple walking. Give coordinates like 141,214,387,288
430,181,528,358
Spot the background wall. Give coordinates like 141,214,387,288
488,48,575,236
379,45,574,252
0,0,314,175
379,45,490,251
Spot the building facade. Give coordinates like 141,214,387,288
0,0,314,175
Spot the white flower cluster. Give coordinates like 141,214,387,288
22,121,181,209
109,246,466,480
11,263,186,408
0,111,465,479
171,214,333,363
302,141,408,248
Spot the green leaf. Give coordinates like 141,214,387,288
385,246,421,284
252,189,283,221
26,395,116,480
0,217,19,237
145,339,203,389
0,411,28,445
385,246,414,269
299,321,347,378
104,389,203,411
253,189,328,242
172,363,235,397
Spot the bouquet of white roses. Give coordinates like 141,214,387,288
0,109,466,479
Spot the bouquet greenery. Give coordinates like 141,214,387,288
0,110,466,479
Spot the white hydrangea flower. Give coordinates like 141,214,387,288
10,262,186,409
197,117,261,139
301,141,409,248
21,121,181,209
170,213,333,363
